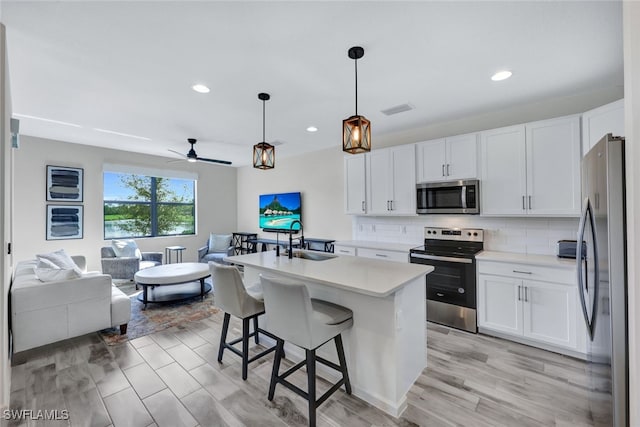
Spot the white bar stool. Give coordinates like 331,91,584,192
260,275,353,427
209,262,279,380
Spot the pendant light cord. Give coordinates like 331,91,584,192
262,99,266,142
354,57,358,115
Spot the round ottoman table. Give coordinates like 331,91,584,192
134,262,211,309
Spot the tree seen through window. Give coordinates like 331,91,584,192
103,172,195,239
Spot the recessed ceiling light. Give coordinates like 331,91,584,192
491,70,512,81
192,84,210,93
306,126,318,132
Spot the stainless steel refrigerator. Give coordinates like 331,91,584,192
577,134,628,426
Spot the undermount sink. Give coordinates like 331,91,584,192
290,251,337,261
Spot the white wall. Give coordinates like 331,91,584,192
12,135,238,271
623,2,640,425
236,146,352,241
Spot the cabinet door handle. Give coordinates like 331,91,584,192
518,285,521,301
524,287,529,302
528,195,532,210
442,164,445,177
436,292,445,297
513,270,533,274
447,164,450,176
390,200,393,210
362,201,365,212
522,196,526,210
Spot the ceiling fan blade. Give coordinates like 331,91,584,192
166,159,184,164
197,156,232,165
168,149,187,158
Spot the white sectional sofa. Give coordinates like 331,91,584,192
10,256,131,353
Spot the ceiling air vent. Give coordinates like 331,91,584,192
381,103,414,116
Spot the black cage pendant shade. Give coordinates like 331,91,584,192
253,93,275,169
343,46,371,154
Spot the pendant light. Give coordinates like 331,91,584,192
253,93,275,169
343,46,371,154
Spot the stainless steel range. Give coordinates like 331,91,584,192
409,227,484,333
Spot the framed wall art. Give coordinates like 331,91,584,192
46,205,83,240
46,165,83,202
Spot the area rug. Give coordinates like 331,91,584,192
99,281,219,345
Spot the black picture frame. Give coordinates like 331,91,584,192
46,165,84,202
46,205,84,240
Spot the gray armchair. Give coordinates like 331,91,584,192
198,234,234,264
101,246,163,281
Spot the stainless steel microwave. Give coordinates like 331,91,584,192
416,179,480,214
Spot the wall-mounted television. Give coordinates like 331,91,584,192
259,192,302,232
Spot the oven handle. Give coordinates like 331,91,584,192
410,253,473,264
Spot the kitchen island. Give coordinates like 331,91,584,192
225,250,433,417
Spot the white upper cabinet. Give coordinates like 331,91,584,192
581,99,624,156
480,116,581,216
367,149,392,215
526,117,581,215
480,125,527,215
416,133,478,182
416,138,445,182
367,145,416,216
344,155,367,215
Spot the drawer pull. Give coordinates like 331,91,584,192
513,270,532,274
436,292,445,297
375,254,388,258
339,250,350,253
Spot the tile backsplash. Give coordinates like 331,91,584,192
352,215,579,255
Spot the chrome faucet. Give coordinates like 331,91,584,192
288,220,304,259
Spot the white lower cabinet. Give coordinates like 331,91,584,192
356,247,408,263
478,260,583,356
333,244,408,262
334,245,356,256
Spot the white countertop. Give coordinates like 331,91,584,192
333,240,418,253
476,250,577,268
226,250,433,297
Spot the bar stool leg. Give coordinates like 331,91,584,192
335,335,352,394
253,316,260,344
268,339,284,401
242,318,250,380
306,349,317,427
218,313,231,363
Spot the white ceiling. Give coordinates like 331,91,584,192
3,1,623,167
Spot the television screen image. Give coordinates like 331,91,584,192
259,192,302,231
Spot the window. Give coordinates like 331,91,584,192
104,172,195,239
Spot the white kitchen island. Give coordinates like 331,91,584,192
225,250,433,418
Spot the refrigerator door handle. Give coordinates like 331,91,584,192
576,197,598,341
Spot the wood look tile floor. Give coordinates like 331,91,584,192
8,315,605,427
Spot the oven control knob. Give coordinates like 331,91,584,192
473,232,478,236
458,288,465,294
427,230,432,234
467,232,472,236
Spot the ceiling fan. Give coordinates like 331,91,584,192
168,138,232,165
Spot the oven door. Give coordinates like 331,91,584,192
416,180,479,214
410,253,476,309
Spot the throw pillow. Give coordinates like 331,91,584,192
208,233,232,253
36,258,59,269
34,267,81,282
111,239,142,259
36,249,82,275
